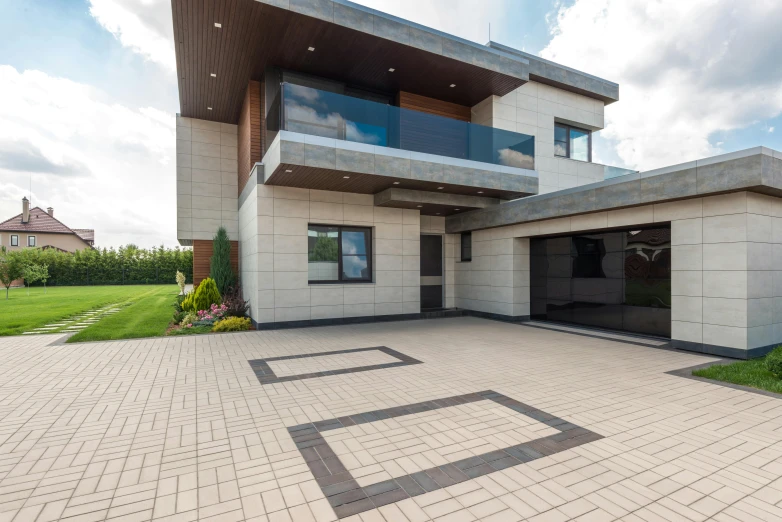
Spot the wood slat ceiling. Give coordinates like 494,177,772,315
266,164,526,201
172,0,525,123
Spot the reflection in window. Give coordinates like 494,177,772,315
308,225,372,283
554,123,591,162
461,232,472,262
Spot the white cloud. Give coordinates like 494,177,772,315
770,127,776,134
0,65,176,248
88,0,175,72
541,0,782,170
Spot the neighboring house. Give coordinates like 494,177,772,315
173,0,782,359
0,198,94,252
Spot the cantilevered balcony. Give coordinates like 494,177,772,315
260,83,538,203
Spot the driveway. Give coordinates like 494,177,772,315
0,317,780,522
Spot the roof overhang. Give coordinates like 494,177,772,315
172,0,531,123
446,147,782,233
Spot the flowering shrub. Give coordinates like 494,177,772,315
175,270,186,294
179,312,198,327
195,303,228,325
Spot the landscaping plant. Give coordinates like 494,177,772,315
22,263,48,296
221,285,250,318
210,227,236,296
179,312,198,327
192,277,221,311
175,270,186,294
213,317,252,332
0,247,22,299
765,346,782,379
180,283,198,312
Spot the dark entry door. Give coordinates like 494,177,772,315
420,235,443,309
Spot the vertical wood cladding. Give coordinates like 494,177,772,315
192,240,239,287
397,91,471,121
238,80,263,196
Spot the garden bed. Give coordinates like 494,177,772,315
692,350,782,395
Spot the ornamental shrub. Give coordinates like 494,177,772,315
193,277,221,311
175,270,186,294
180,284,198,312
179,312,198,327
213,316,252,332
210,227,236,296
222,285,250,318
765,346,782,378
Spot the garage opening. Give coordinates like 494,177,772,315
530,226,671,337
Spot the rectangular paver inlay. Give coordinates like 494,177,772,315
287,390,603,518
248,346,422,384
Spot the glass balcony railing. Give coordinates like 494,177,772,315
604,165,639,179
274,82,535,171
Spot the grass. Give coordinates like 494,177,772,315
0,285,179,339
67,286,179,343
692,356,782,395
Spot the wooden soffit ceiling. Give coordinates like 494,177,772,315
172,0,527,123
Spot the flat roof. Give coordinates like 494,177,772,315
172,0,619,123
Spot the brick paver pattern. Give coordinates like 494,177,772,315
1,317,781,522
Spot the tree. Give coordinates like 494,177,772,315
0,248,22,299
21,263,47,296
210,227,236,296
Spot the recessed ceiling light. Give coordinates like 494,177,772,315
210,73,216,77
437,186,444,189
285,169,293,173
449,84,456,88
477,191,483,194
207,107,212,110
455,209,460,211
416,205,422,208
343,176,350,179
388,68,395,72
436,213,441,215
308,46,315,51
392,181,400,185
214,22,222,28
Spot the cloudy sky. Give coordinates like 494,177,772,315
1,0,781,248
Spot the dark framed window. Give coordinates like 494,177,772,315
27,236,36,247
308,224,372,283
461,231,472,262
554,123,591,162
10,235,18,247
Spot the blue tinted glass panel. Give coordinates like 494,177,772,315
570,128,589,161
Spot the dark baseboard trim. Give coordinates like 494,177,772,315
671,339,775,360
460,310,530,323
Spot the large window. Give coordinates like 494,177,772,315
308,225,372,283
27,236,36,247
554,123,591,162
10,235,18,247
461,232,472,262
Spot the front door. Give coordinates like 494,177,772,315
420,235,443,310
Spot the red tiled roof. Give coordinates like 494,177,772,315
0,207,79,235
72,228,95,242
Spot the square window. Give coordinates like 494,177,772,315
308,225,372,283
554,123,591,161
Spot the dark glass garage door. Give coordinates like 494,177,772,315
530,226,671,337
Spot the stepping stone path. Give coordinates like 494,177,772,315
22,305,123,335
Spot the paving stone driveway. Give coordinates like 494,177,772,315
1,317,781,522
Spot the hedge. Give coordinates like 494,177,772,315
9,245,193,286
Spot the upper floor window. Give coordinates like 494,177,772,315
461,232,472,262
27,236,36,247
10,235,18,247
308,225,372,283
555,123,591,162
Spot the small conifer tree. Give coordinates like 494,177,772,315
210,227,236,296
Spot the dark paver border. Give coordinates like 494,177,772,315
667,360,782,399
248,346,422,385
287,390,603,518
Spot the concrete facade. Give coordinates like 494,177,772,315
176,115,239,245
470,80,609,194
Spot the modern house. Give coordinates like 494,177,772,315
173,0,782,359
0,198,94,252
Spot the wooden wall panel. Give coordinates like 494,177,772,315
237,80,263,196
193,240,239,287
397,91,471,122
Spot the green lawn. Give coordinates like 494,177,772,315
693,357,782,394
0,285,178,339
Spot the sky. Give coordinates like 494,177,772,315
1,0,781,249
